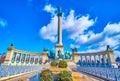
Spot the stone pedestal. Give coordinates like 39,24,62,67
3,44,14,65
56,44,64,58
72,52,78,63
42,51,48,63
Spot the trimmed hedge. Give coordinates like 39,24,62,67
51,61,58,67
58,60,68,68
58,71,73,81
40,69,54,81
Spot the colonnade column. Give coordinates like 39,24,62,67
37,57,39,64
80,56,82,62
103,54,107,63
19,53,22,63
98,55,101,63
33,55,36,64
85,56,87,63
94,55,96,63
24,54,26,64
89,56,91,63
28,54,31,64
14,53,17,62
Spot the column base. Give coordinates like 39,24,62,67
56,44,64,58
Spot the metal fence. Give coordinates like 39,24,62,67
76,65,120,81
0,64,43,78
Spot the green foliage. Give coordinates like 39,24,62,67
51,61,58,67
58,60,68,68
58,71,73,81
40,69,54,81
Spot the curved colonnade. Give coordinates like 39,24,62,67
3,44,48,65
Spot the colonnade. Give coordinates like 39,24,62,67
3,44,48,65
78,54,108,64
72,46,116,67
11,51,41,65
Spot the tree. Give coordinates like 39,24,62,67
40,69,54,81
51,61,58,67
58,71,73,81
58,60,68,68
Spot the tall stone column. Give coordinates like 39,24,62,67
56,7,64,58
3,44,14,65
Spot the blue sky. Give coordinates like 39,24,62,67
0,0,120,57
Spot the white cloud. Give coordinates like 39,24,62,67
40,16,58,42
104,23,120,36
40,4,120,57
40,5,96,42
114,50,120,58
63,10,95,39
44,4,57,15
73,22,120,57
73,22,120,47
0,17,7,28
70,44,80,48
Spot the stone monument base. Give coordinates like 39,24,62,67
56,44,64,58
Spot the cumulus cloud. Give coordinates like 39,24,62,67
0,17,7,28
73,22,120,57
40,16,58,42
63,10,95,40
40,4,120,57
40,4,96,42
44,4,57,15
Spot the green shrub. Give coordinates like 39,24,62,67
58,60,68,68
51,61,58,67
58,71,73,81
40,69,54,81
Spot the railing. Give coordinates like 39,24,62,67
75,65,120,81
0,64,43,78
